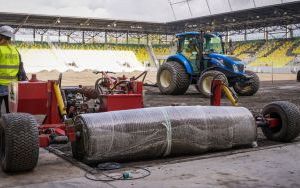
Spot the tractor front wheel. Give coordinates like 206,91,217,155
157,61,190,95
0,113,39,172
233,70,260,96
197,70,228,98
261,101,300,142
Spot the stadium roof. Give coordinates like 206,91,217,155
0,1,300,35
0,12,171,34
170,1,300,32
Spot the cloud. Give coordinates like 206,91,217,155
0,0,297,22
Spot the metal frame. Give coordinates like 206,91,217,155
1,1,300,43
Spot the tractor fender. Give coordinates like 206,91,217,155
204,66,242,75
166,54,193,75
205,62,245,77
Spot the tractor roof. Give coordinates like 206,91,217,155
176,32,200,38
204,33,221,38
176,32,222,38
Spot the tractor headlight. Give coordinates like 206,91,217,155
233,64,239,72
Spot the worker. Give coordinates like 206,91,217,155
0,25,27,115
184,38,199,62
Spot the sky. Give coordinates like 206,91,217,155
0,0,298,22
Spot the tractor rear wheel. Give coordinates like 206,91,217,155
233,70,260,96
297,71,300,82
157,61,190,95
195,85,201,92
0,113,39,172
261,101,300,142
197,70,228,98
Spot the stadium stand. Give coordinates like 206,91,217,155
231,41,265,60
292,39,300,55
15,42,146,73
14,37,300,72
152,45,172,57
230,38,300,68
248,39,295,67
15,42,150,63
2,2,300,73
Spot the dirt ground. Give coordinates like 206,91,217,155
28,70,299,113
28,70,297,87
144,80,300,116
0,70,300,187
1,142,300,188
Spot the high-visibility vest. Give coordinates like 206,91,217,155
0,45,20,85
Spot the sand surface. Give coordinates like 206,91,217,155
28,70,297,87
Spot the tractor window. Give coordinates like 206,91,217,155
181,37,199,62
204,36,223,54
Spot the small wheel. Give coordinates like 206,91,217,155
0,113,39,172
233,70,260,96
261,101,300,142
95,78,110,95
197,70,228,98
156,61,190,95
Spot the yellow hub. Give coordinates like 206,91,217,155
202,76,213,94
160,70,172,88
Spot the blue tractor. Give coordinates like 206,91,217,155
156,32,260,97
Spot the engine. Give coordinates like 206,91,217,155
62,87,100,118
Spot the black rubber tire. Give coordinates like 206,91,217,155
261,101,300,142
0,113,39,172
197,70,228,98
157,61,190,95
195,84,201,93
297,71,300,82
233,70,260,96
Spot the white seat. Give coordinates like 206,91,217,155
19,49,145,73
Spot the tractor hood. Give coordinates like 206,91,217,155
208,53,245,74
208,53,243,65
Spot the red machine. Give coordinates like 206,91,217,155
210,79,291,135
94,71,145,112
9,76,73,147
8,72,146,148
210,79,238,106
10,75,63,124
1,74,299,173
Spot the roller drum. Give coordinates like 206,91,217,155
72,106,256,164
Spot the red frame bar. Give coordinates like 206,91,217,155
210,80,222,106
266,118,281,128
38,123,75,147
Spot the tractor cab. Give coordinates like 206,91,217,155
176,32,224,55
203,33,224,54
176,32,224,73
176,32,202,73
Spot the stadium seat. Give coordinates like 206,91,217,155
15,42,146,73
249,40,295,67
